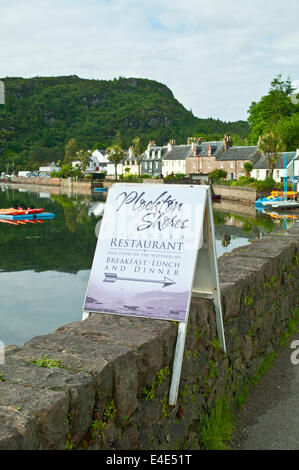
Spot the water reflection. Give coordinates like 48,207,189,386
0,184,298,346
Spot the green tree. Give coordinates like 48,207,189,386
131,136,145,177
248,75,296,144
258,129,286,177
209,169,228,181
64,138,78,165
75,149,91,171
244,162,253,177
106,144,125,181
275,114,299,151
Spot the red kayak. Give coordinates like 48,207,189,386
0,207,44,216
0,218,20,225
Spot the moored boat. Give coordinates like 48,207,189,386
261,199,299,210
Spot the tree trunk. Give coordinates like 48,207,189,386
114,164,118,181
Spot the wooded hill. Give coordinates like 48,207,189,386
0,75,249,172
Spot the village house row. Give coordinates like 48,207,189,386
84,135,299,183
35,135,299,183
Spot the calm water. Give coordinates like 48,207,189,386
0,184,297,346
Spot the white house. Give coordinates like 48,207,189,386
293,149,299,180
71,149,109,173
106,148,138,177
161,141,194,177
39,162,60,175
251,151,298,183
88,149,109,173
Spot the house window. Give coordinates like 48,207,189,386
256,170,259,178
230,161,233,169
241,161,244,168
144,162,148,169
155,162,159,169
220,162,223,169
276,170,279,179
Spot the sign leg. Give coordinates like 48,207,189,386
82,311,90,321
169,322,187,406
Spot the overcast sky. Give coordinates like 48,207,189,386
1,0,299,121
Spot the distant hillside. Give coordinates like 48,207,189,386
0,75,249,171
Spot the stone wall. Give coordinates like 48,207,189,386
1,226,299,450
10,177,92,194
11,176,61,186
212,184,257,204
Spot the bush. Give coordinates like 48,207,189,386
232,176,255,186
51,171,60,178
59,164,83,179
174,173,186,180
164,173,186,181
209,169,228,181
119,174,141,182
141,173,152,178
252,176,276,191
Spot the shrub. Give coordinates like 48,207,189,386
209,169,228,181
232,176,255,186
164,173,186,180
252,176,276,191
174,173,186,180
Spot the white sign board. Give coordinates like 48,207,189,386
83,183,226,404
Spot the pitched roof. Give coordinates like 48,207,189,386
216,146,260,161
253,152,296,170
196,141,224,157
162,145,192,160
141,146,168,161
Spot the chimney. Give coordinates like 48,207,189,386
168,139,175,151
207,145,212,157
192,144,198,157
147,140,156,150
223,134,232,151
187,137,203,145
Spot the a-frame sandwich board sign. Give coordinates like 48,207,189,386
82,183,226,406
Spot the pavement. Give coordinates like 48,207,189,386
231,326,299,450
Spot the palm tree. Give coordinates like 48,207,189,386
106,144,125,181
131,136,145,177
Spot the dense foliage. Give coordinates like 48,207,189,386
0,75,249,173
248,75,299,149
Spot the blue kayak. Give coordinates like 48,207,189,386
0,212,56,220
